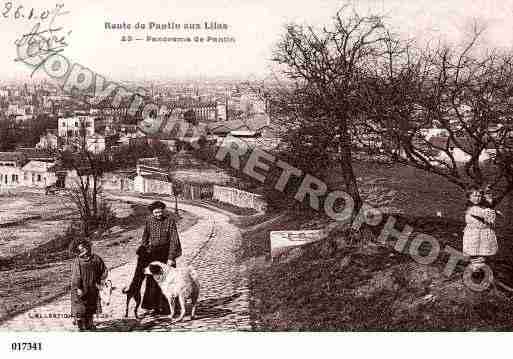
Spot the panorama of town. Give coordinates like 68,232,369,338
3,2,513,335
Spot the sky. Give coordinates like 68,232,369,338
2,0,513,82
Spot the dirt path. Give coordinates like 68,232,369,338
0,195,251,331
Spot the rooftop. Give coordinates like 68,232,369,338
208,115,270,134
19,148,56,161
22,160,56,172
0,151,25,163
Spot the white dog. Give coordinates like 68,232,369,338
144,261,200,322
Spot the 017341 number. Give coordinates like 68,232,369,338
11,342,42,351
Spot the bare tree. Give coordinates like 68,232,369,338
358,27,513,206
59,148,112,235
56,121,113,236
272,4,392,213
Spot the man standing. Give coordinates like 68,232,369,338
71,240,108,331
140,200,182,315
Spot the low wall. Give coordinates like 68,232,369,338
212,185,267,212
146,179,173,195
134,175,173,195
270,229,328,261
181,182,213,200
102,172,134,192
134,175,214,201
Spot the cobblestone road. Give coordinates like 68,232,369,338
0,195,251,331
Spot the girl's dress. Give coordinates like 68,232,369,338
71,254,107,318
462,205,498,256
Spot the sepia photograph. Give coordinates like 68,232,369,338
1,0,513,356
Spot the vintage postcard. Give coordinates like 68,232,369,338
1,0,513,352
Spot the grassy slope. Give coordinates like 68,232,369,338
244,160,513,331
249,243,513,330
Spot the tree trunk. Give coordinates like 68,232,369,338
338,122,362,216
92,175,98,218
339,146,362,216
336,120,376,243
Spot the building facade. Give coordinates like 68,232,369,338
58,115,96,137
36,130,59,149
0,152,24,189
21,160,58,188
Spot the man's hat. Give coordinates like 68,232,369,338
149,201,166,211
69,238,91,256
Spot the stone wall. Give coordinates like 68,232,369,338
212,185,267,212
134,175,174,195
180,182,213,200
101,172,134,192
146,178,173,195
133,175,214,201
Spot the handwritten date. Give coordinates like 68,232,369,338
2,1,62,21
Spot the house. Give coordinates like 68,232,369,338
0,152,25,188
240,93,267,114
58,114,96,137
207,114,280,149
0,150,65,189
427,136,496,164
86,134,106,154
118,133,147,146
170,99,226,122
21,160,58,188
36,129,59,149
420,128,450,140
